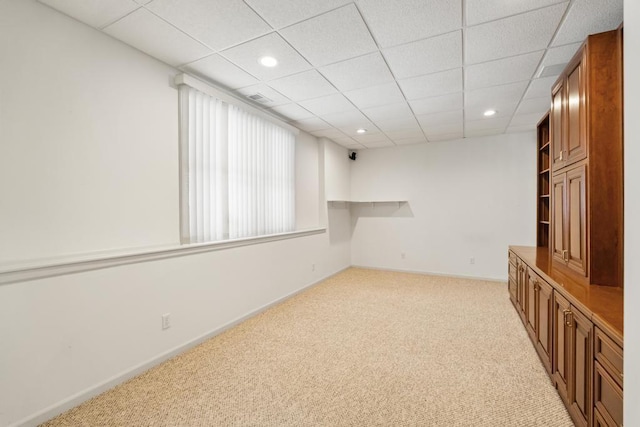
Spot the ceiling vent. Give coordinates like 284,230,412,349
246,93,273,104
538,63,566,78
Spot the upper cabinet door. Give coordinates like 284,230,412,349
566,165,587,276
551,82,565,170
565,58,588,167
551,173,567,264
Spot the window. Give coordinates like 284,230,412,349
178,83,295,244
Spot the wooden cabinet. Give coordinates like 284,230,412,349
552,165,587,276
537,113,551,250
553,292,593,427
525,269,553,374
549,29,623,287
593,328,623,426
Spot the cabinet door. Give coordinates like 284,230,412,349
518,263,527,322
536,279,553,375
554,292,571,405
565,59,587,166
551,82,565,170
552,173,567,264
569,306,593,427
508,262,518,305
566,165,587,276
525,269,538,340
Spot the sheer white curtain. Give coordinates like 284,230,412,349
179,85,295,244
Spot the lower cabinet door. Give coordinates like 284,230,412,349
594,362,623,426
536,279,553,375
554,292,571,405
569,306,593,427
526,269,538,339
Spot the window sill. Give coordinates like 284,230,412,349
0,227,326,286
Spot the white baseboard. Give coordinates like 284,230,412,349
350,264,507,283
12,266,349,427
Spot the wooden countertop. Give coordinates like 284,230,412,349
510,246,623,344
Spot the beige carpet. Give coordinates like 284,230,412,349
41,268,573,426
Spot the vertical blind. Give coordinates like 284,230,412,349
179,86,295,244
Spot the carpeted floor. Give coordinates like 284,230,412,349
41,268,573,426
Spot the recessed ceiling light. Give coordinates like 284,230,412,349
356,128,367,134
484,109,497,117
259,56,278,67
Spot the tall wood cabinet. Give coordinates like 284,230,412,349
537,114,551,250
548,29,623,287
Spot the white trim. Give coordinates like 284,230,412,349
0,228,325,286
350,265,507,283
10,265,349,427
174,74,299,135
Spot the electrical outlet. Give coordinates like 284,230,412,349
470,257,475,265
161,313,171,330
311,263,316,272
401,252,406,259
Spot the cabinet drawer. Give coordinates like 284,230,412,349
594,362,623,427
595,327,623,387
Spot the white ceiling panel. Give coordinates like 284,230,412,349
299,94,356,116
267,70,337,101
243,0,351,29
375,116,422,133
423,122,463,136
311,128,349,139
343,82,405,110
291,117,332,133
357,0,461,48
465,3,567,65
319,52,394,92
417,110,463,127
465,81,528,108
133,0,153,4
506,125,536,133
279,4,377,67
538,42,582,71
383,31,462,79
465,117,510,132
268,103,314,121
384,129,425,140
146,0,271,52
516,96,551,116
465,51,544,91
361,140,396,148
428,132,463,142
103,8,212,66
38,0,140,28
525,76,559,99
398,68,462,100
182,54,259,89
552,0,623,46
352,132,391,144
410,93,463,116
235,83,291,107
362,102,414,123
221,33,311,81
322,109,373,130
510,112,548,128
465,0,567,26
394,136,428,146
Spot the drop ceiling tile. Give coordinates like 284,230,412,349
221,33,311,81
423,122,463,136
375,116,422,133
384,129,425,140
465,51,543,91
291,117,332,133
362,102,414,123
299,94,355,116
103,8,212,66
330,135,360,146
280,4,377,67
182,54,259,89
428,132,463,142
539,42,582,69
311,128,349,139
409,93,463,116
268,103,314,121
357,0,461,48
352,132,390,144
133,0,153,4
322,110,373,131
319,52,394,92
362,140,396,148
506,125,536,133
243,0,351,29
417,110,463,127
383,31,462,79
465,81,528,109
267,70,337,101
235,84,291,107
464,129,504,138
465,3,567,65
525,76,559,99
343,82,405,110
465,0,567,26
39,0,140,28
394,136,428,146
342,142,367,150
552,0,623,46
147,0,271,51
465,117,510,132
510,112,548,128
398,68,462,100
516,96,551,115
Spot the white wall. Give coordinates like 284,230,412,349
350,133,537,280
0,2,351,425
623,1,639,425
